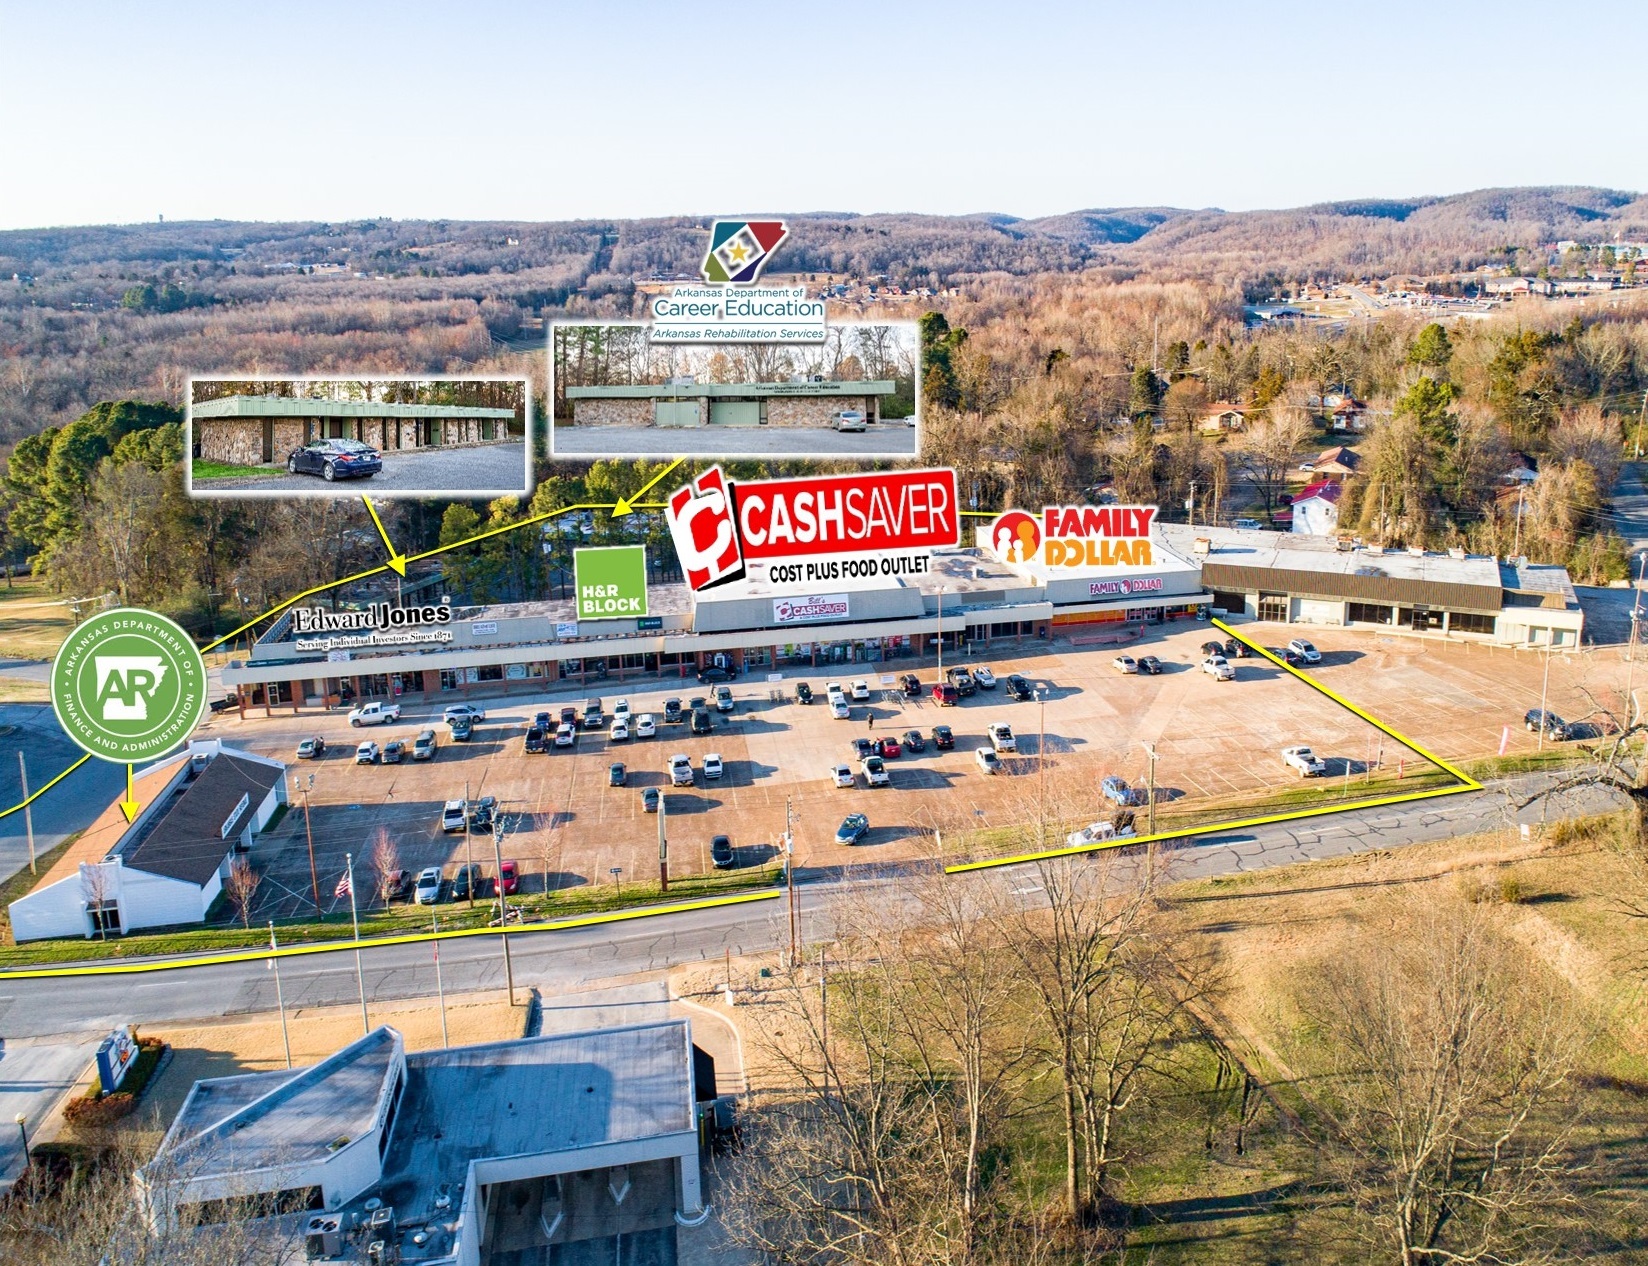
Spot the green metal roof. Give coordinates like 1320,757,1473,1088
191,395,516,419
565,380,896,399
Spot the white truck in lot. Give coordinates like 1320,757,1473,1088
348,701,402,727
1282,745,1327,777
988,722,1016,753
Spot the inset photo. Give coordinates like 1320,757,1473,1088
186,376,530,498
550,322,918,460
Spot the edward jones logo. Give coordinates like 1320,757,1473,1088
52,608,207,762
988,505,1159,568
700,220,788,284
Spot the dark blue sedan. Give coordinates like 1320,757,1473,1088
285,438,382,481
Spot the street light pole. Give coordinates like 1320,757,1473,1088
491,820,515,1007
268,922,291,1069
346,851,368,1036
17,753,35,876
431,908,448,1048
1143,742,1158,835
1537,647,1553,753
785,796,798,967
301,775,319,914
935,586,945,680
1035,688,1047,839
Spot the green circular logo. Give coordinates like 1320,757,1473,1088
51,608,207,763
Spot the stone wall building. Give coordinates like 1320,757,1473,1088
563,380,897,429
191,396,519,466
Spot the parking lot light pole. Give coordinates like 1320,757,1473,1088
14,1113,27,1160
18,753,35,875
267,922,292,1069
1537,648,1552,753
346,852,368,1036
431,908,448,1049
301,774,319,914
1142,742,1158,835
463,780,475,909
490,820,515,1007
1035,688,1047,835
935,586,945,680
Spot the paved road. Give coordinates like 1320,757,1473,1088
0,705,125,886
0,1038,96,1190
1609,462,1648,554
0,771,1610,1043
192,442,529,496
551,426,918,459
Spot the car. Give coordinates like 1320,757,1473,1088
687,696,708,713
523,727,547,754
703,752,724,780
354,741,379,765
714,685,734,712
1523,709,1569,740
796,682,814,705
641,787,662,813
832,409,868,432
348,701,401,727
876,736,902,758
1282,745,1327,777
554,723,576,747
830,696,852,719
451,863,484,901
381,740,406,764
1101,776,1138,806
696,664,734,684
534,710,552,731
1202,656,1235,681
285,437,382,481
690,708,713,735
379,868,412,903
449,718,474,742
412,729,438,760
933,683,960,707
609,718,631,742
663,698,684,724
1233,517,1263,530
635,713,657,738
1299,461,1316,473
899,673,922,697
831,763,856,788
669,754,694,786
710,835,736,868
1224,639,1254,660
444,704,486,725
583,700,605,729
1273,646,1307,667
824,681,845,700
612,698,631,722
414,866,444,904
850,679,870,701
440,799,467,833
498,860,519,895
946,667,977,697
975,747,1002,775
973,666,997,690
1005,674,1034,701
1112,655,1139,674
987,722,1016,753
296,736,326,759
1287,638,1322,664
852,737,876,760
1066,819,1137,847
609,762,626,787
861,755,889,787
559,706,578,729
467,796,497,833
1137,656,1162,675
836,813,870,845
901,729,926,753
1200,640,1226,657
932,725,955,750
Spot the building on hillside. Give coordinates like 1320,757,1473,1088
1503,453,1540,484
1312,446,1360,479
190,396,518,467
1289,481,1343,535
564,380,897,430
137,1020,717,1265
1553,276,1618,294
7,741,286,942
1329,400,1368,432
1486,276,1555,296
1198,402,1247,434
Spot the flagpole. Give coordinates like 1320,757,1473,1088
269,921,292,1069
346,851,368,1036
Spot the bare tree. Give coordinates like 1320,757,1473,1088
1233,405,1312,521
223,855,261,929
79,861,116,940
369,826,401,909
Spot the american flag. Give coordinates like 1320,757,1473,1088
334,871,352,899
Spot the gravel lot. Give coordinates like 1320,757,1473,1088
192,442,529,496
551,426,918,459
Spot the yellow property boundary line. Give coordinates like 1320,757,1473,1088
946,619,1483,874
0,889,779,980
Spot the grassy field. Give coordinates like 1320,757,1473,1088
0,574,74,661
189,460,282,479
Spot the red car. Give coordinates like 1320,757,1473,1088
876,737,902,758
933,683,960,706
498,860,519,895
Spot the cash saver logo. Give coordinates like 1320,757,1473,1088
51,608,207,762
700,220,789,284
988,505,1158,568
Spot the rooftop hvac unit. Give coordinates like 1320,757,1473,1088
1365,545,1385,556
368,1206,397,1240
1448,547,1467,560
366,1241,399,1266
1407,546,1425,557
303,1213,345,1259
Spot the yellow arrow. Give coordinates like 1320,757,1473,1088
361,496,407,576
119,764,140,823
613,458,684,518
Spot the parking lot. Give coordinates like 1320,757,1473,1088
193,619,1627,910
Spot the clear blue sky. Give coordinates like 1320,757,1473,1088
2,0,1642,230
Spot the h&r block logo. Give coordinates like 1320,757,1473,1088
700,220,788,284
52,608,207,762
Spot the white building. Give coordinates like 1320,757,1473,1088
8,741,286,942
1290,481,1342,536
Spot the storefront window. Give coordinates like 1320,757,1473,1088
1347,602,1394,626
1257,593,1289,622
1448,611,1496,635
477,664,504,682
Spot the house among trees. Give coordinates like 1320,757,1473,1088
1198,402,1248,434
1329,399,1368,432
1503,453,1540,484
1290,480,1343,535
1312,446,1360,479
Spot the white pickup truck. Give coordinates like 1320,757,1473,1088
347,701,402,727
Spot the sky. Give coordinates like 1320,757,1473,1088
2,0,1644,231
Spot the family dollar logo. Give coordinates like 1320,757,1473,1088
986,505,1159,568
700,220,789,284
51,608,207,762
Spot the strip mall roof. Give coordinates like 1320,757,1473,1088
564,380,895,399
191,396,515,419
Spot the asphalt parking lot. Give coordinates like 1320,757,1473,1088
191,618,1624,909
191,442,529,495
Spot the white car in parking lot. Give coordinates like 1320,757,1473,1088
831,763,855,788
612,698,631,721
1201,656,1235,681
825,681,844,699
830,697,851,719
554,723,576,747
609,718,630,742
850,680,870,701
973,666,996,689
354,741,380,764
440,800,466,832
1282,745,1327,777
414,866,444,903
443,704,486,726
1287,638,1322,664
703,752,724,780
1111,655,1139,674
669,754,694,786
975,747,1002,775
635,713,656,738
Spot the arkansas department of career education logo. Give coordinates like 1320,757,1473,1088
700,220,788,284
51,608,207,762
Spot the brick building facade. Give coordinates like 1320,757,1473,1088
190,396,519,466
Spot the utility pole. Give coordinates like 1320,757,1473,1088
301,774,318,914
935,586,945,680
784,796,798,967
1537,647,1552,752
431,908,448,1048
463,779,475,909
1634,388,1647,459
1186,480,1197,528
1035,687,1047,841
1143,742,1158,834
268,922,291,1069
346,851,368,1035
490,819,515,1007
658,787,669,892
1512,485,1524,559
17,753,35,876
1630,552,1648,724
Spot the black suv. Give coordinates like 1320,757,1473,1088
524,727,546,754
691,707,714,735
451,863,485,901
795,682,813,705
663,698,684,723
467,796,497,833
1523,709,1569,740
932,724,955,750
1005,674,1034,701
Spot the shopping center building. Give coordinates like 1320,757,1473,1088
220,520,1585,711
190,396,520,466
563,380,897,429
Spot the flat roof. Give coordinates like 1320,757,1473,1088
192,395,516,419
565,380,896,399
